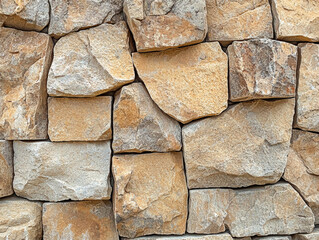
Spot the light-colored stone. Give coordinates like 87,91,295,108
48,0,123,38
293,228,319,239
47,22,135,97
124,0,207,52
13,141,112,202
125,233,234,240
112,152,188,238
0,28,52,140
0,140,13,198
0,0,49,31
183,99,295,189
113,83,181,153
254,237,292,240
43,201,119,240
48,96,112,141
133,42,228,124
0,197,42,240
228,39,297,102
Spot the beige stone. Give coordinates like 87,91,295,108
0,197,42,240
228,39,297,102
124,0,207,52
254,237,291,240
293,228,319,239
0,28,52,140
113,83,181,153
133,42,228,124
13,141,112,202
0,140,13,198
43,201,119,240
125,233,234,240
112,152,188,238
48,96,112,141
47,22,135,97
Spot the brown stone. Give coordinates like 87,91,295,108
293,228,319,240
125,233,234,240
254,237,292,240
0,140,13,198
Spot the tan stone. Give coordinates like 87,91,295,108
48,96,112,141
47,22,135,97
133,42,228,124
43,201,119,240
293,228,319,239
254,237,292,240
124,0,207,52
113,83,181,153
228,39,297,102
0,140,13,198
0,197,42,240
0,28,52,140
112,152,188,238
125,233,234,240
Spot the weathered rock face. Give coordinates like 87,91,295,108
228,39,297,102
48,0,123,38
43,201,119,240
13,141,112,202
0,28,52,140
0,197,42,240
113,83,181,153
293,228,319,240
206,0,273,44
125,233,234,240
112,152,188,238
47,22,134,97
133,42,228,124
254,237,292,240
0,0,49,31
124,0,207,52
48,96,112,141
0,140,13,198
183,99,295,189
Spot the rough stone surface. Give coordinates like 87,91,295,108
13,141,112,202
112,152,188,238
125,233,233,240
0,27,52,140
113,83,181,153
228,39,297,102
0,197,42,240
0,140,13,198
47,22,134,97
293,228,319,239
133,42,228,124
48,96,112,141
254,237,291,240
183,99,295,189
43,201,119,240
124,0,207,52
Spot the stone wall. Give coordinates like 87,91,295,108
1,0,319,239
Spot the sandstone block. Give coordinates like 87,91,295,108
0,140,13,198
293,228,319,239
125,233,233,240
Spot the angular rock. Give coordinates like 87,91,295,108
113,83,181,153
48,96,112,141
206,0,273,44
293,228,319,239
0,28,52,140
13,141,112,202
254,237,291,240
49,0,123,38
0,0,49,31
133,42,228,124
47,22,135,97
124,0,207,52
112,152,188,238
0,197,42,240
43,201,119,240
125,233,233,240
228,39,297,102
183,99,295,189
0,141,13,198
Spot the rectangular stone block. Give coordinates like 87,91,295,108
0,140,13,198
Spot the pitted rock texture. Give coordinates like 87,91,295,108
48,96,112,141
112,152,188,238
125,233,234,240
0,140,13,198
13,141,112,202
0,28,52,140
47,22,135,97
228,39,297,102
43,201,119,240
133,42,228,124
293,228,319,240
113,83,181,153
124,0,207,52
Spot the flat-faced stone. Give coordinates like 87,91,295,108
0,140,13,198
254,237,292,240
125,233,234,240
293,228,319,240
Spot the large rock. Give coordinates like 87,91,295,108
48,96,112,141
113,83,181,153
133,42,228,124
0,197,42,240
0,28,52,140
13,141,112,202
124,0,207,52
0,140,13,198
43,201,119,240
228,39,297,102
125,233,233,240
188,183,315,237
293,228,319,239
47,22,135,97
112,152,188,238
